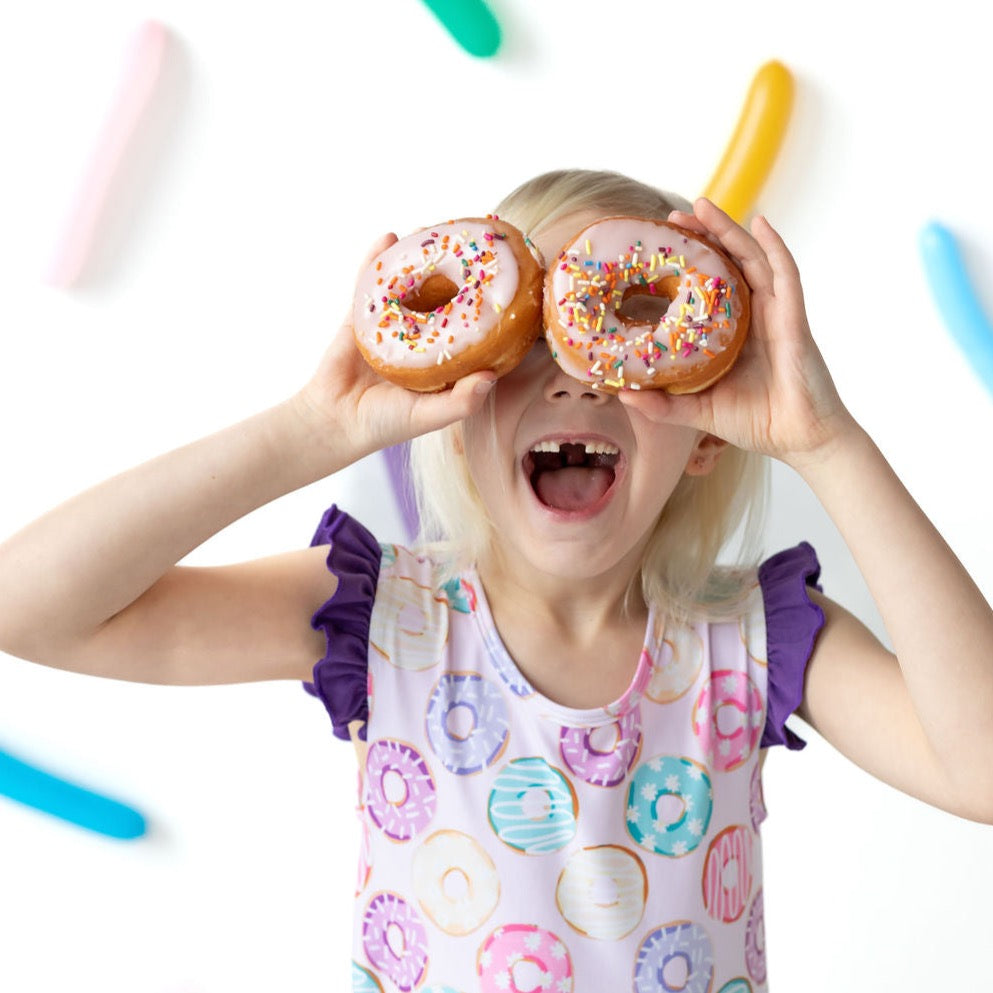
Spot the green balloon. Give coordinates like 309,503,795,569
420,0,502,57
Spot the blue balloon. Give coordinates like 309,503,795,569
919,221,993,399
0,746,146,840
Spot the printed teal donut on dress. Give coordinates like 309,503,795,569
717,979,753,993
625,755,713,857
488,757,578,854
351,960,383,993
426,672,510,775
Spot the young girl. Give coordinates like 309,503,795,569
1,168,991,992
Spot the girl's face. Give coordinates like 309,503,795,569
462,210,721,589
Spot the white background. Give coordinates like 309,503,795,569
1,1,992,990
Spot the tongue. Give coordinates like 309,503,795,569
535,467,613,512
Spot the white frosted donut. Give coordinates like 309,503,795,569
368,573,448,671
544,216,750,393
413,829,500,936
645,622,704,704
556,844,648,940
353,217,544,392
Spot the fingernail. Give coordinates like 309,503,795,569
473,378,496,395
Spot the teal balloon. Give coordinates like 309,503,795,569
419,0,502,57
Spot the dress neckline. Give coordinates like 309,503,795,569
466,567,658,728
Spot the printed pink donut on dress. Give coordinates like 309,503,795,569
692,670,763,772
477,924,573,993
559,707,643,787
701,824,754,924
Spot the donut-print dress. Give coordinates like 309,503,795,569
306,507,823,993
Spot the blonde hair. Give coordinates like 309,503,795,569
409,169,768,620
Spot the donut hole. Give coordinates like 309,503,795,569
511,958,545,992
589,874,620,909
442,867,471,903
588,723,621,756
397,603,428,637
521,786,553,821
400,273,461,314
381,768,409,807
654,792,687,828
445,703,477,742
660,951,691,991
716,702,745,737
722,857,740,892
615,275,681,325
386,921,407,959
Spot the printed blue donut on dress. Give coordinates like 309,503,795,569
488,756,578,854
634,921,714,993
425,672,510,775
626,755,713,857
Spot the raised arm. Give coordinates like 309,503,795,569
0,247,497,687
620,199,993,824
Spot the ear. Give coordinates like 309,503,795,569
684,433,729,477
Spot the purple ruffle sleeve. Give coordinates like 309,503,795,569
758,541,825,750
304,506,381,742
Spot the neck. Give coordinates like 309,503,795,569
477,541,647,641
475,543,649,709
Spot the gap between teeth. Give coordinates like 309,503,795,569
531,440,619,455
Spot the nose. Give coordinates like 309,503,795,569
543,362,610,404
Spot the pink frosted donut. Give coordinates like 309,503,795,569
543,216,750,394
477,924,573,993
353,216,544,393
692,670,763,772
361,891,429,991
365,739,437,841
701,825,754,924
559,708,643,787
745,889,767,985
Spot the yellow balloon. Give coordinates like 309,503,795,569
702,61,794,224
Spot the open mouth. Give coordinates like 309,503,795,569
523,440,621,513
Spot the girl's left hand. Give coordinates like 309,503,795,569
619,198,855,469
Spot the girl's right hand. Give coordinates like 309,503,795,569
293,233,498,461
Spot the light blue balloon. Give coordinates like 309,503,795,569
0,746,146,840
919,221,993,398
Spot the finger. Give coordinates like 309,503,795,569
356,232,398,276
750,214,802,292
409,371,498,434
667,209,708,236
617,386,710,433
692,198,774,292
